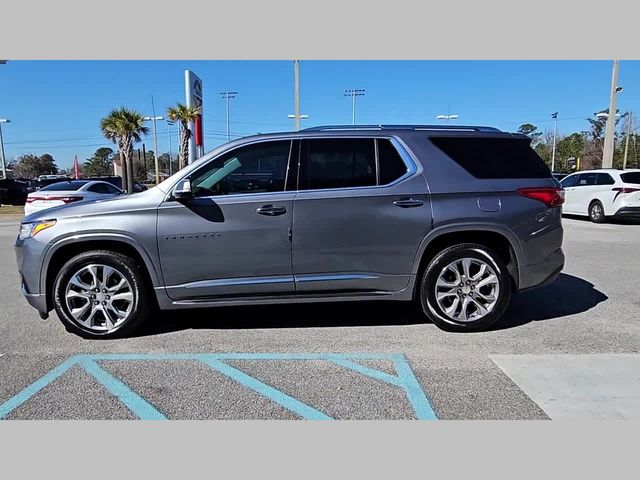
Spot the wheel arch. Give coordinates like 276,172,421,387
42,234,160,312
411,224,521,298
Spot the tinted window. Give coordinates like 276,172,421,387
301,139,376,190
88,183,110,194
40,181,87,191
620,172,640,184
430,137,551,179
104,184,122,194
560,175,578,188
596,173,615,185
577,173,597,186
378,139,408,185
191,141,291,197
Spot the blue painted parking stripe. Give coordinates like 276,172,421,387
0,357,78,419
392,353,437,420
327,357,403,387
79,358,166,420
200,357,333,420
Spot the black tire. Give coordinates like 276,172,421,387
418,243,512,332
589,200,606,223
53,250,151,339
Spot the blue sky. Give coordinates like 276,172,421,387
1,60,639,169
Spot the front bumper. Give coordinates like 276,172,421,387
518,247,565,292
21,282,48,315
15,234,51,315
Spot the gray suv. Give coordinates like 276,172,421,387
15,125,565,338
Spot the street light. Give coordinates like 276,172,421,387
0,119,11,179
143,115,164,185
220,91,238,141
288,113,308,129
345,89,366,125
436,114,459,122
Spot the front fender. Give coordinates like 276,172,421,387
40,232,162,296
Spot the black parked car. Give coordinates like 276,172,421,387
0,187,8,205
0,179,32,205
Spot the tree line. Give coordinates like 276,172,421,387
518,109,639,173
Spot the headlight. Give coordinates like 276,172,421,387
19,220,56,240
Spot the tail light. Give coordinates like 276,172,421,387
613,186,640,201
517,187,565,207
26,196,83,204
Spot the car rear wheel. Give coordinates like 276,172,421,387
53,250,151,339
418,243,512,331
589,201,606,223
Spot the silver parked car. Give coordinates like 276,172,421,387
15,125,565,338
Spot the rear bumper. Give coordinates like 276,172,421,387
518,247,564,292
613,206,640,218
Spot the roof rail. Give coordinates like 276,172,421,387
301,124,501,133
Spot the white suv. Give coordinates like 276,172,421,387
560,169,640,222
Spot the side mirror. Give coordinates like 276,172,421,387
173,178,193,200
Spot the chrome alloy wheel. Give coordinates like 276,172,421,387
434,257,500,322
64,264,134,332
590,203,603,221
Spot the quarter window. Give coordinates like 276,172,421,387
378,139,408,185
190,141,292,197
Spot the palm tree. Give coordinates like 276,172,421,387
100,107,148,193
166,103,201,170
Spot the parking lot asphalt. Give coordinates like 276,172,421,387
1,216,639,419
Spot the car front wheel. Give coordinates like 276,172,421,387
419,243,512,331
53,250,151,339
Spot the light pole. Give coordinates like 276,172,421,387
436,114,459,122
143,115,164,185
0,119,10,179
602,60,623,168
167,120,174,176
345,89,366,125
220,91,238,141
551,112,558,173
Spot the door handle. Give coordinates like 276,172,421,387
393,198,423,208
256,204,287,216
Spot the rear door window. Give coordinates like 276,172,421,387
429,136,551,179
300,138,376,190
596,173,615,185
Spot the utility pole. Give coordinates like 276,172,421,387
141,143,147,181
220,91,238,141
602,60,622,168
294,60,300,131
551,112,558,173
143,113,164,185
0,119,10,179
623,111,632,170
345,89,366,125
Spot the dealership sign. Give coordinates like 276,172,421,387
185,70,204,163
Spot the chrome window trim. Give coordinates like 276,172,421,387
163,134,420,202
